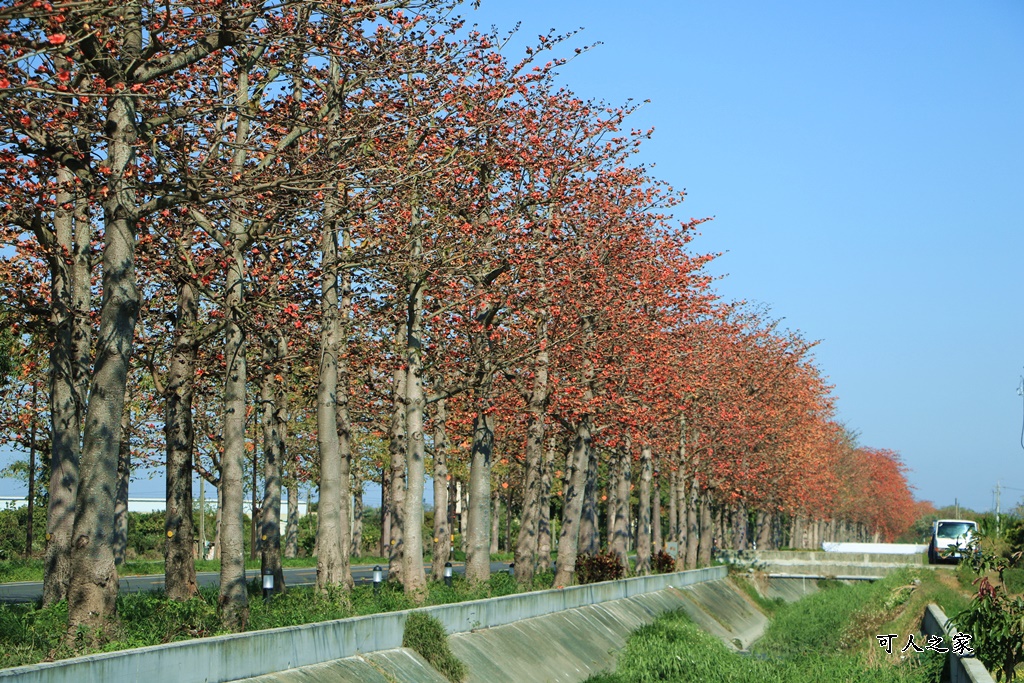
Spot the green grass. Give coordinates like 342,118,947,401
587,571,953,683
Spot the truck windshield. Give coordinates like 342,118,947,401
937,522,974,538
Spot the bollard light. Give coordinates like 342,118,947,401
508,562,515,577
443,561,453,587
262,571,274,604
373,565,383,594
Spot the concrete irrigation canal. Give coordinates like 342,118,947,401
0,560,995,683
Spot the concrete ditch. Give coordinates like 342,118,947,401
0,567,726,683
1,565,996,683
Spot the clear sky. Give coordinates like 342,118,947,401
464,0,1024,512
1,1,1021,516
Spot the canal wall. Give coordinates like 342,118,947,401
0,567,729,683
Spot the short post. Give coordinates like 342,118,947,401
443,561,453,587
508,562,515,576
373,565,383,595
262,571,274,605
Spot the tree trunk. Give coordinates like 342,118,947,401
733,504,748,551
314,193,350,591
684,478,699,570
605,469,617,551
388,357,407,584
381,466,391,557
667,468,677,552
217,248,248,631
336,232,354,588
465,391,495,584
163,271,199,599
611,446,630,570
579,447,599,556
697,490,713,567
460,481,469,555
755,510,770,550
260,337,287,595
652,474,662,553
285,480,298,559
113,399,130,566
636,445,652,575
536,436,555,573
513,323,548,584
351,476,363,558
490,491,500,554
213,479,223,560
402,209,428,598
553,420,591,587
43,165,87,606
66,88,142,634
430,400,451,582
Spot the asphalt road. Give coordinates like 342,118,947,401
0,560,516,604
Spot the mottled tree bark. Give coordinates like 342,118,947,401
351,476,363,558
430,400,451,582
162,272,199,600
536,437,556,573
578,448,599,556
285,480,299,559
667,468,677,554
636,445,652,575
490,491,500,554
652,474,662,553
43,165,88,606
217,244,249,631
684,480,699,570
697,491,713,567
553,420,591,587
113,400,130,566
315,193,349,591
66,87,142,633
611,445,631,570
465,386,495,585
388,357,407,584
513,319,549,584
260,336,288,594
402,206,428,598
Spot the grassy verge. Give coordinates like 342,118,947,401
588,569,968,683
0,569,554,670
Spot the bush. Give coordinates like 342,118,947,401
402,612,466,682
576,552,625,585
0,504,45,560
652,550,675,574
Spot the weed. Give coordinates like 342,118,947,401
402,612,466,682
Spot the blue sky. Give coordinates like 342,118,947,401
2,1,1021,516
464,0,1024,512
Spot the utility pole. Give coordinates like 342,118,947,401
199,480,206,558
24,383,36,558
995,481,1001,537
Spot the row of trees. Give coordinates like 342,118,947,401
0,0,917,639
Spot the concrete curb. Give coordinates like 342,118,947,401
0,566,727,683
921,603,996,683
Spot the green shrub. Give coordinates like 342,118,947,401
651,550,675,574
402,612,466,682
576,552,625,585
0,504,45,560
